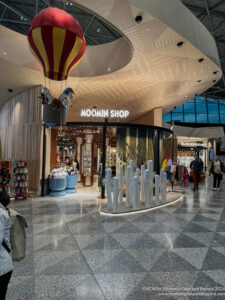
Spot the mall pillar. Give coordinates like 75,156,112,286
41,123,46,197
132,107,162,127
83,134,93,186
101,119,107,198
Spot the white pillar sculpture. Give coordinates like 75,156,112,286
147,160,153,202
129,160,134,203
119,164,123,203
155,175,160,205
140,165,145,202
113,177,119,213
133,176,139,210
126,166,131,207
129,160,134,176
161,173,167,202
135,168,140,178
144,170,150,208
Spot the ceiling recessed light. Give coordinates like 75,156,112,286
8,89,13,93
198,58,204,63
177,41,184,48
197,80,201,83
135,15,143,23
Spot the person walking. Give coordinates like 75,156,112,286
210,156,224,191
190,155,203,191
0,192,13,300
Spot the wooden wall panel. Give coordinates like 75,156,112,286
0,86,42,192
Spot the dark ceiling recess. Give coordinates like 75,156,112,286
180,0,225,100
177,41,184,47
135,15,143,23
0,0,122,46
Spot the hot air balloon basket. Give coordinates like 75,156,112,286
43,102,67,125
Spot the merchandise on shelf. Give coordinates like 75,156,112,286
0,161,11,193
13,161,28,199
83,150,91,176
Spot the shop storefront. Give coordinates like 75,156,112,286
45,121,172,196
177,137,208,172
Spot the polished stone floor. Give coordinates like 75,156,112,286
6,179,225,300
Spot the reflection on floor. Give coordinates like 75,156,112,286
6,179,225,300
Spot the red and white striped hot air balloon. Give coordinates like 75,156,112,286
28,7,86,81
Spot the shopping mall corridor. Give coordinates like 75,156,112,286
6,179,225,300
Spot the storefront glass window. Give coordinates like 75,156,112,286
207,102,219,114
184,100,195,113
220,102,225,115
196,101,207,114
184,113,195,123
173,106,183,113
196,114,207,123
171,112,183,122
220,114,225,124
163,97,225,124
163,113,172,122
208,114,219,123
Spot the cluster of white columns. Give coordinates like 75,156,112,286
105,160,168,213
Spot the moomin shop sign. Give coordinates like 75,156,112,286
80,109,129,118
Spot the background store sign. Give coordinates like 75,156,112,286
180,142,206,147
80,109,129,118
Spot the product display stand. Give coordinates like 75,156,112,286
0,161,11,193
66,175,78,194
13,161,28,199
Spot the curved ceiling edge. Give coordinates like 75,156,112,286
130,0,221,68
0,21,133,78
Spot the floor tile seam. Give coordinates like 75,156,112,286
59,213,107,300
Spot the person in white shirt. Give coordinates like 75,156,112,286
210,156,224,191
0,192,13,300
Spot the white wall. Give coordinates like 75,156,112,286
0,86,42,191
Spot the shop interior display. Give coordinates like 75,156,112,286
49,166,78,196
50,167,68,179
83,150,92,177
13,161,28,199
0,161,11,193
49,167,68,196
